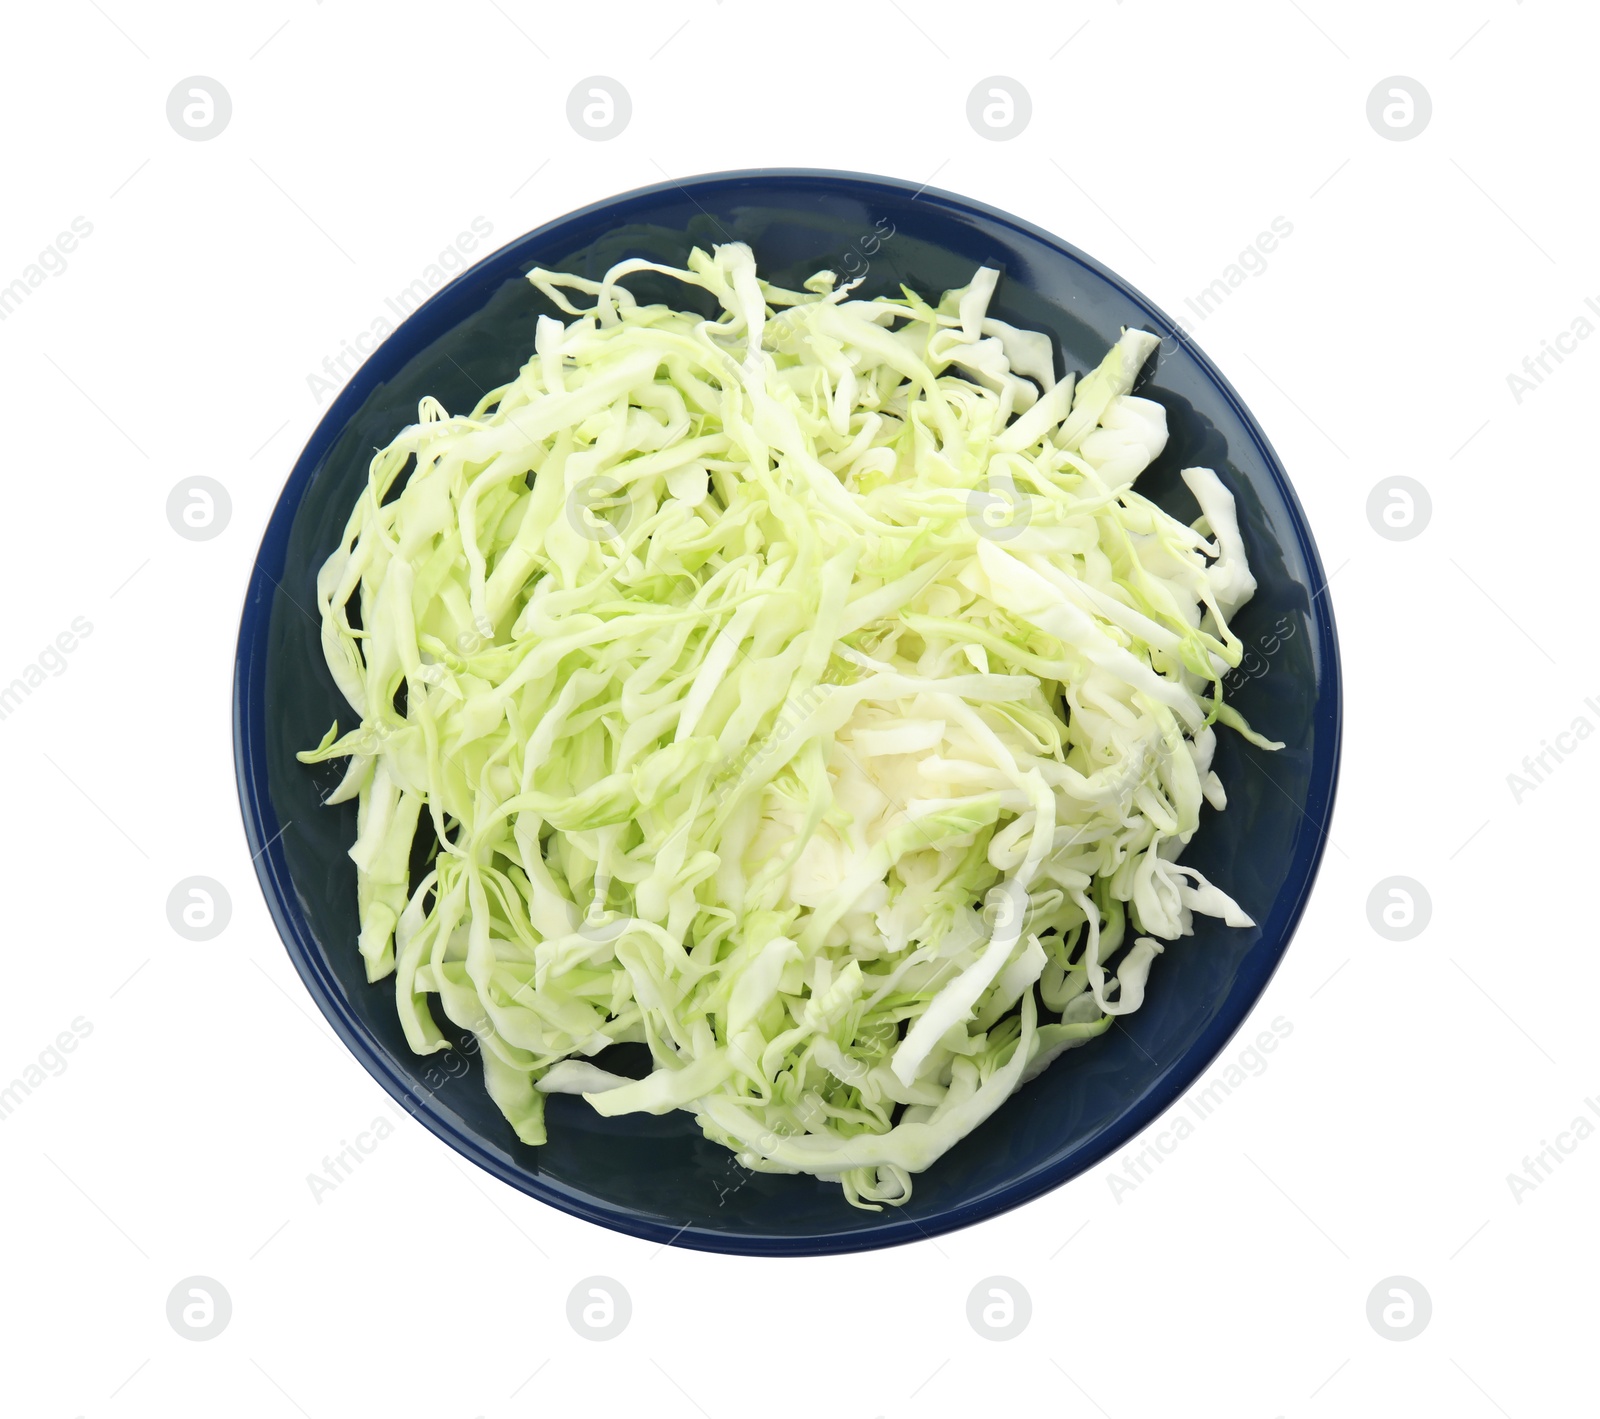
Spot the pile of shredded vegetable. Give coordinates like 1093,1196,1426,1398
301,243,1275,1208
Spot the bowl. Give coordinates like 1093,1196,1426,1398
234,168,1341,1256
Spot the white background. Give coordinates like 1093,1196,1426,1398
1,1,1592,1415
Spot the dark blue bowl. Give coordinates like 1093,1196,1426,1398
234,169,1341,1256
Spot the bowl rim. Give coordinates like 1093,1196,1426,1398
233,166,1343,1257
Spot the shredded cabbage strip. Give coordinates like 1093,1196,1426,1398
300,242,1276,1209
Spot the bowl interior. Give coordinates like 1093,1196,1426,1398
235,170,1339,1255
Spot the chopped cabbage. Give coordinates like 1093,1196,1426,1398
300,242,1275,1209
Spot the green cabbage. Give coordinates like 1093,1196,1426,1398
300,242,1274,1208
